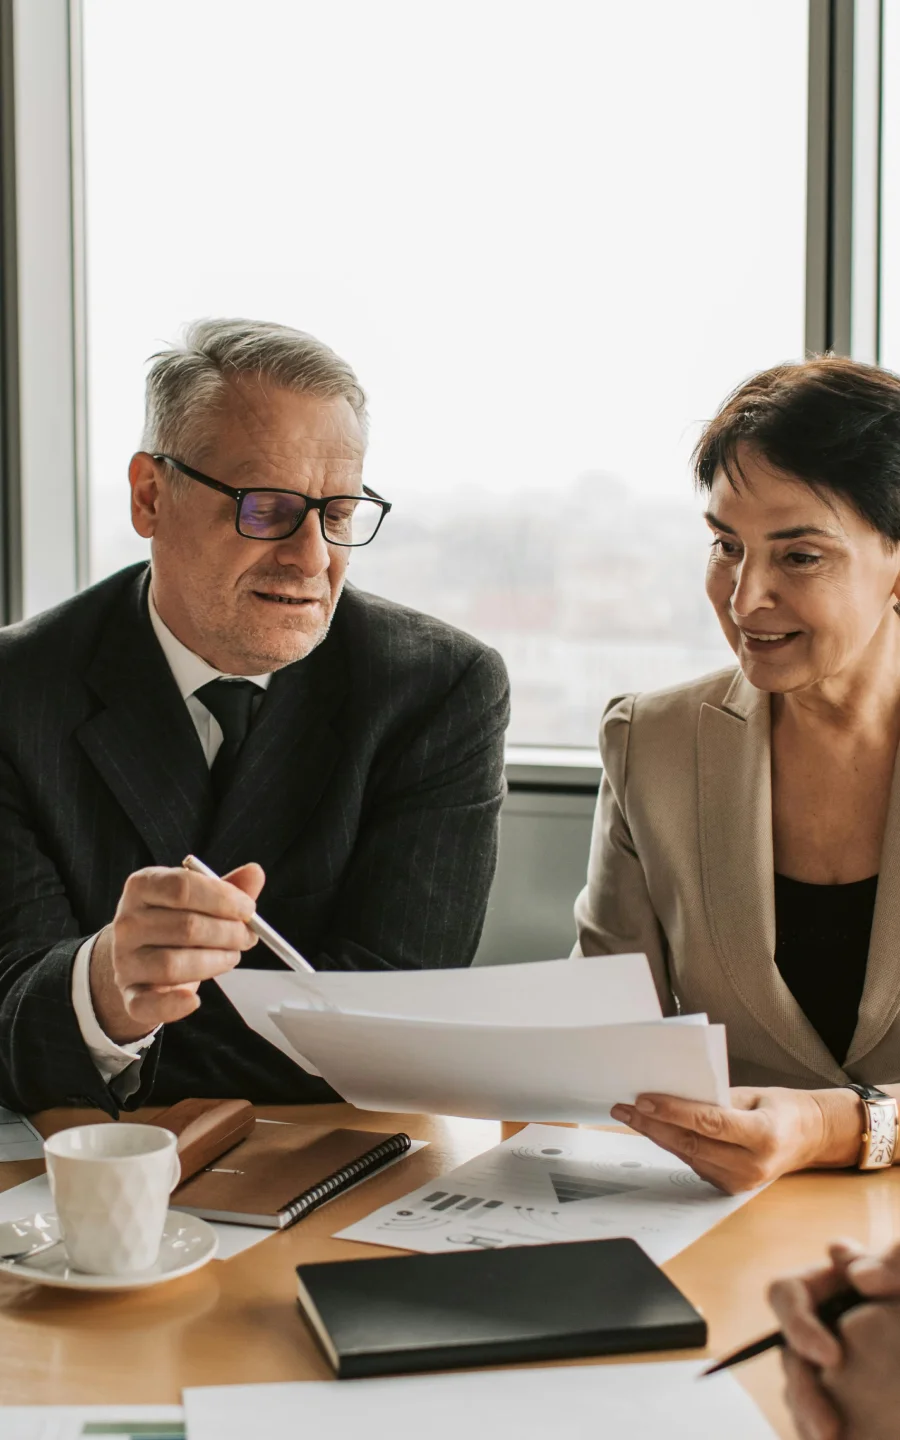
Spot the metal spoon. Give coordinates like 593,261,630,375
0,1236,62,1264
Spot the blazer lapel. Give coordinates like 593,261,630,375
845,746,900,1066
697,671,845,1083
203,629,348,877
76,569,213,865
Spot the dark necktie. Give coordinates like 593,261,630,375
194,678,264,797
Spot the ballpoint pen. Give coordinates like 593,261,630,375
181,854,316,975
701,1286,863,1377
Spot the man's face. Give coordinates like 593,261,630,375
129,382,364,674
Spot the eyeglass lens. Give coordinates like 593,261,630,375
238,492,383,545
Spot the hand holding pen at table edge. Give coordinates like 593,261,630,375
88,859,267,1044
767,1239,900,1440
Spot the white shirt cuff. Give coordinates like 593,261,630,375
71,934,160,1084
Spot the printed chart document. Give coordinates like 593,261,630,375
184,1361,776,1439
1,1407,183,1439
217,955,730,1122
336,1122,762,1261
0,1106,44,1161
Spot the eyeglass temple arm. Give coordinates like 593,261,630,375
152,454,239,501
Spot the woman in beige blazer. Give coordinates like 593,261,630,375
575,356,900,1192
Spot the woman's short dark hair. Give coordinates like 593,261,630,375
693,356,900,543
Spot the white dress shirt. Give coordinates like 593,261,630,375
71,589,272,1085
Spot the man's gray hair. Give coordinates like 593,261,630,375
141,319,368,471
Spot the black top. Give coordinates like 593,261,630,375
774,872,878,1065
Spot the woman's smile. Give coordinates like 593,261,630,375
738,627,803,653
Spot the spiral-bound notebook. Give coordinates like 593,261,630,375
172,1121,412,1229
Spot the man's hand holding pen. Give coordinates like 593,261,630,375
89,863,266,1042
768,1239,900,1440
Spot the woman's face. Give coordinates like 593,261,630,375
705,448,900,694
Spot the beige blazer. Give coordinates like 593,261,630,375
573,666,900,1090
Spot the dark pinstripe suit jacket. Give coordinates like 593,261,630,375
0,564,509,1115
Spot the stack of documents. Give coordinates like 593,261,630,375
0,1367,778,1440
218,954,730,1122
3,1407,184,1439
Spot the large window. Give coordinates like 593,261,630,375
82,1,808,746
882,1,900,370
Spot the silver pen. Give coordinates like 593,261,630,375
182,854,316,975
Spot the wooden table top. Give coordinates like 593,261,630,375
2,1105,899,1435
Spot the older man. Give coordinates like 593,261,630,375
0,319,509,1115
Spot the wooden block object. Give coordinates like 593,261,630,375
153,1098,256,1186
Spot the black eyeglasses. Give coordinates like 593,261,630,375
152,454,392,547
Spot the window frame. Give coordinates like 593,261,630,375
0,0,20,627
0,0,883,785
0,0,87,627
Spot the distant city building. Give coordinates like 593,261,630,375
353,472,732,746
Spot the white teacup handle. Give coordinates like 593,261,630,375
169,1151,181,1192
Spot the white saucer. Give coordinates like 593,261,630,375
0,1209,218,1290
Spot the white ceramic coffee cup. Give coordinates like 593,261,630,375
44,1124,181,1275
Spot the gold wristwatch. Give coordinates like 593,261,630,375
847,1084,899,1170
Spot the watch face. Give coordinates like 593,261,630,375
868,1104,898,1167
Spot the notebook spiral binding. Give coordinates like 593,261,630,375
280,1132,412,1228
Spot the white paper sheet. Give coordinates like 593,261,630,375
0,1406,183,1439
0,1106,45,1161
215,970,324,1074
272,1010,730,1119
183,1362,776,1440
219,953,663,1027
219,955,730,1121
0,1175,268,1261
336,1123,761,1262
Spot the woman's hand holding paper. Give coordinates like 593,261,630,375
610,1085,863,1194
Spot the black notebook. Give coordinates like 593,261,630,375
296,1238,707,1379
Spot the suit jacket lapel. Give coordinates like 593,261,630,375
203,628,348,876
76,568,213,864
846,746,900,1066
697,671,845,1084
